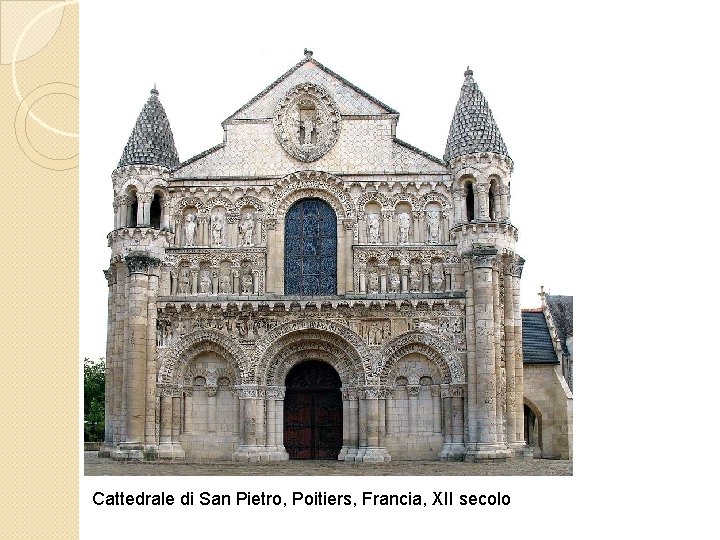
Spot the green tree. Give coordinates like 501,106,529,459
84,357,105,442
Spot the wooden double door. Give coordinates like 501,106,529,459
283,361,342,460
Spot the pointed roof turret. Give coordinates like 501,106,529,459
118,87,179,169
443,67,509,163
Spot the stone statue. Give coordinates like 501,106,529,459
211,213,224,247
368,322,381,345
367,213,381,244
426,209,441,244
241,273,253,294
409,267,421,292
184,213,197,247
397,212,411,243
240,213,255,247
431,262,444,292
368,270,379,293
179,268,191,294
219,274,231,294
389,269,401,293
199,269,211,294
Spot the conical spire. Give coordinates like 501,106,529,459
118,87,179,169
443,67,509,162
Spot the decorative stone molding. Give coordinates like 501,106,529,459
509,254,525,278
157,328,247,385
378,330,465,385
268,170,355,220
273,82,341,162
125,252,160,274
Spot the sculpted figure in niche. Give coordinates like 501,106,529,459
219,273,231,294
179,268,191,294
426,209,441,244
211,214,224,247
367,213,381,244
368,322,382,345
241,273,253,294
389,268,401,293
397,212,411,244
409,267,421,292
199,269,211,294
431,262,445,292
184,213,197,247
368,270,379,293
240,213,255,247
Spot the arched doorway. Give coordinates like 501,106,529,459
283,361,342,459
284,198,337,295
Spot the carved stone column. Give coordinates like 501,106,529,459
344,388,359,461
379,264,388,294
478,182,490,221
431,385,442,435
343,219,354,293
439,384,462,460
358,268,367,294
356,387,391,462
190,269,198,295
378,388,388,449
464,246,509,460
422,264,431,293
207,386,217,433
113,253,159,460
158,390,184,458
136,192,151,226
400,266,409,293
382,210,392,243
503,266,517,447
511,255,528,454
233,386,263,462
444,268,452,293
339,388,351,460
407,385,419,434
266,386,288,460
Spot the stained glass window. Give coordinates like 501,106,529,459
284,198,337,295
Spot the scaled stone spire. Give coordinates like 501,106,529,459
443,67,509,162
118,87,179,169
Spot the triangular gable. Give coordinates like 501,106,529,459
224,58,399,122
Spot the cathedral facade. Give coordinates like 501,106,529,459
102,51,569,462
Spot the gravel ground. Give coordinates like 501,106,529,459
84,451,572,476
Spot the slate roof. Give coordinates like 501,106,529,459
522,310,559,364
546,295,573,354
443,68,509,163
118,88,179,169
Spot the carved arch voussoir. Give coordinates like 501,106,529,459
378,330,465,385
158,329,247,385
268,171,355,220
254,319,370,385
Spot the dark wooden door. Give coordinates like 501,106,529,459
284,361,342,460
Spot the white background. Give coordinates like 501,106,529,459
80,1,719,538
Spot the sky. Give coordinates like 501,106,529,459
79,2,593,360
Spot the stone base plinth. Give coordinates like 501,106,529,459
355,447,391,462
158,443,186,459
463,444,511,461
233,445,288,462
111,443,144,461
98,445,114,458
439,443,465,461
507,442,534,459
339,446,359,461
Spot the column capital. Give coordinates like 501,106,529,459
125,252,160,274
463,245,498,269
508,254,525,278
406,385,420,397
235,384,259,399
341,218,355,231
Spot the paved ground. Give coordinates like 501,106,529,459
84,451,571,476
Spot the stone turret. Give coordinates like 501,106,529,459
444,68,529,461
102,88,180,460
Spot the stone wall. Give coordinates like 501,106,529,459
524,365,573,459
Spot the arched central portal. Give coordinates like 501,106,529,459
283,361,342,459
284,198,337,295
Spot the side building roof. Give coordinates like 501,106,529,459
522,310,560,364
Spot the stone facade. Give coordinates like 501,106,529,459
101,52,564,462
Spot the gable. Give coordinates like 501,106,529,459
224,58,398,122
